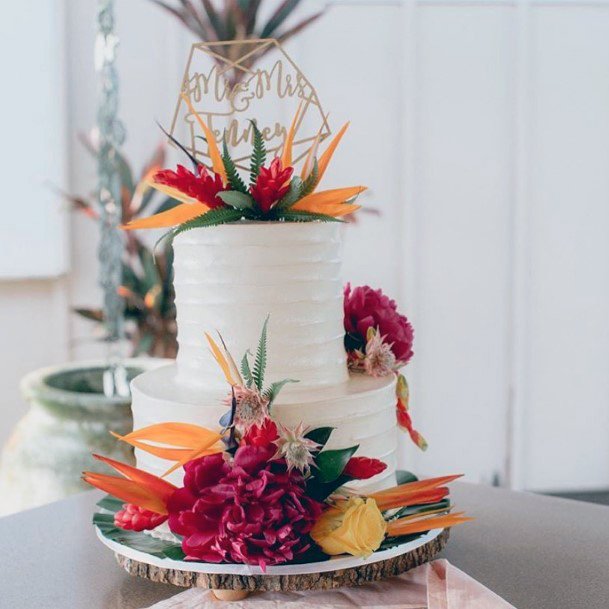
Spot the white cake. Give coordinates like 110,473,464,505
130,222,398,489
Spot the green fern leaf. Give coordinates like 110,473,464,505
263,378,299,407
170,207,244,238
252,315,269,391
222,139,248,193
241,351,254,388
279,210,343,223
249,121,267,185
299,159,319,199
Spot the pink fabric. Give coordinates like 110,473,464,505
145,559,516,608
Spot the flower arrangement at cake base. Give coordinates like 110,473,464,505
86,322,470,583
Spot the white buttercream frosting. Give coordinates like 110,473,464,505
172,222,348,393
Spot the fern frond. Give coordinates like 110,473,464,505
249,121,267,184
170,207,244,238
279,210,343,223
252,315,269,391
263,378,298,407
222,139,248,193
241,351,254,388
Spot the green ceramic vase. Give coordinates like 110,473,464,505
0,359,167,515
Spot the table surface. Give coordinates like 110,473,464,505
2,482,608,609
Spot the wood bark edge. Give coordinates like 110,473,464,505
115,529,449,592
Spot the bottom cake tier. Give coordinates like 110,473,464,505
130,365,398,490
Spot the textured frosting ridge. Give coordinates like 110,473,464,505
173,222,349,392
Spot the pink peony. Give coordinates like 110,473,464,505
343,284,414,366
167,447,322,569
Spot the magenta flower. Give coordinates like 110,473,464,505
343,283,414,366
167,447,322,570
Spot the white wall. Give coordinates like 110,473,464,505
2,0,609,493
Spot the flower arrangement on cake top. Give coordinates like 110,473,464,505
86,320,470,569
122,99,364,236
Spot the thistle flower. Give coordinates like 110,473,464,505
272,423,320,473
225,385,270,433
363,329,397,377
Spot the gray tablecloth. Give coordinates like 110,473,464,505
1,482,608,609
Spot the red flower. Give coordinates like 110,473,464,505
343,457,387,480
155,164,227,208
241,418,279,448
114,503,168,531
167,447,322,570
250,158,293,213
344,284,414,365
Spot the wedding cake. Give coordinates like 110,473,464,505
130,222,398,489
84,67,468,573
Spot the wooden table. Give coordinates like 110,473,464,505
1,482,608,609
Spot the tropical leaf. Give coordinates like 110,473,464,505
275,177,303,211
241,351,254,388
314,445,359,483
277,10,325,44
95,514,182,558
249,121,267,184
96,494,124,513
156,121,199,169
304,427,334,450
306,473,350,502
263,378,298,406
378,533,423,551
163,545,187,561
217,190,255,210
252,315,269,391
222,139,248,193
170,207,244,238
74,308,104,323
260,0,303,39
388,499,451,522
299,159,319,198
396,470,419,485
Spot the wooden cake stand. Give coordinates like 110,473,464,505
97,526,449,601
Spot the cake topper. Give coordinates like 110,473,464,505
170,39,330,169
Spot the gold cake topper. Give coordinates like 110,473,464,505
170,39,330,169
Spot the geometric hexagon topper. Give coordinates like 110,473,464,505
169,39,331,169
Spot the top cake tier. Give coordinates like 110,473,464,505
173,222,349,392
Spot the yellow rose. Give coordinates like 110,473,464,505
310,497,387,557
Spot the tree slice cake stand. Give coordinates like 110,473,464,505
96,526,449,601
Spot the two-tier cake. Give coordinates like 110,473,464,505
84,98,467,573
